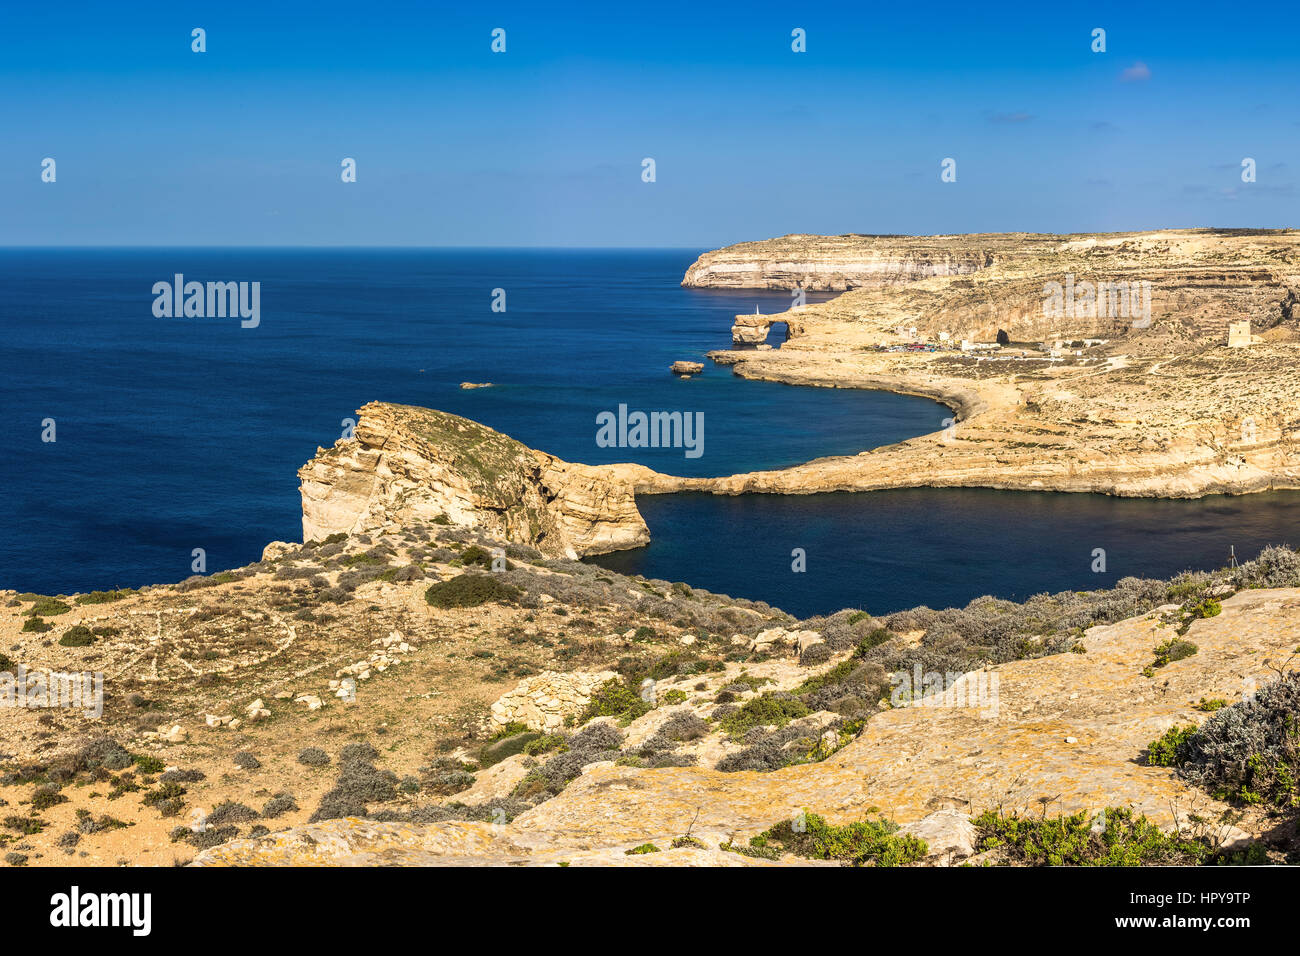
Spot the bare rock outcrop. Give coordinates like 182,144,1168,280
488,670,618,732
297,402,649,558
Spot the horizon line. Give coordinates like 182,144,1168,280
0,243,713,252
4,225,1299,251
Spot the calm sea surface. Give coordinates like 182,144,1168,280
3,248,1296,614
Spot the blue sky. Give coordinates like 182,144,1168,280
2,0,1296,246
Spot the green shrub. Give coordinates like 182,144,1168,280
142,782,188,808
747,812,926,867
424,574,521,609
58,626,95,647
457,546,494,569
1193,598,1222,619
1151,639,1198,669
857,627,895,653
31,786,68,811
74,589,134,605
23,597,71,617
972,807,1211,865
578,679,653,725
21,619,50,634
718,694,810,738
132,754,166,774
625,843,660,855
1146,725,1198,767
793,658,858,696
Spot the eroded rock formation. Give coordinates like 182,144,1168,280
298,402,649,558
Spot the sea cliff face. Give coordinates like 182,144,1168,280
683,233,996,291
298,401,649,558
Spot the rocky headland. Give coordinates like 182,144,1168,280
298,402,650,558
661,228,1300,500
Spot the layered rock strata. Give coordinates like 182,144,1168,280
298,402,649,558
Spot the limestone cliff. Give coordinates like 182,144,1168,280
297,402,649,558
687,230,1299,342
683,233,998,291
660,229,1300,501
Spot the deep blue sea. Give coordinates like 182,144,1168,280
4,249,1298,615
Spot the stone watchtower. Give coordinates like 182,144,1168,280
1227,320,1253,348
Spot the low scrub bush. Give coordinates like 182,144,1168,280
58,626,95,647
24,597,71,617
972,807,1212,865
739,812,926,867
1176,673,1300,808
577,679,653,725
718,693,810,738
424,573,521,608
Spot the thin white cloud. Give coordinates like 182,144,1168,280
1120,61,1152,82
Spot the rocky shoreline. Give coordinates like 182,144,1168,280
652,229,1300,503
291,229,1300,570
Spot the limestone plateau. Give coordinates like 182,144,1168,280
672,228,1300,500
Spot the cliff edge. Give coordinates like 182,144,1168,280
297,402,650,558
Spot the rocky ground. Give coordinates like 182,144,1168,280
3,455,1298,865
